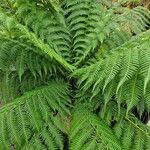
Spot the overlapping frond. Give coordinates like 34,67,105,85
64,0,120,65
0,81,70,149
119,108,149,150
0,10,75,72
0,0,150,149
74,31,150,114
16,0,71,60
70,108,123,150
70,105,150,150
113,106,150,150
121,6,150,34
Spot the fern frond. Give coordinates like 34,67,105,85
122,6,150,34
74,30,150,114
0,38,65,80
0,1,150,149
116,47,139,92
0,72,19,104
0,11,75,72
17,24,75,72
140,47,150,93
64,0,120,65
70,108,123,150
113,111,150,150
95,101,150,149
0,80,70,149
23,120,64,150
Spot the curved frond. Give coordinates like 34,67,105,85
74,30,150,114
0,80,70,149
70,108,123,150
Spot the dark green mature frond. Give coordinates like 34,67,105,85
64,0,120,65
145,84,150,111
16,0,71,60
0,80,70,149
74,30,150,114
81,101,150,150
18,24,75,71
99,4,150,52
0,38,67,80
70,108,123,150
0,72,19,104
22,121,64,150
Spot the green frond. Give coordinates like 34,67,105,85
122,6,150,34
116,47,139,92
95,101,150,150
22,121,64,150
0,80,70,149
70,108,123,150
0,11,75,72
145,84,150,111
74,30,150,114
0,38,65,80
140,47,150,93
0,73,19,104
123,75,143,115
64,0,119,65
0,0,150,149
17,24,75,72
113,113,150,150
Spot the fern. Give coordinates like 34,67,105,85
0,0,150,149
0,80,70,149
121,6,150,34
74,30,150,114
70,108,123,150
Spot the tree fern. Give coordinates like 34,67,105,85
0,0,150,149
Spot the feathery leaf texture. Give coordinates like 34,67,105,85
0,81,70,149
0,0,150,149
74,31,150,114
70,108,123,150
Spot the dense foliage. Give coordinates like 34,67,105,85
0,0,150,149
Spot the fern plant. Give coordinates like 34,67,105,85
0,0,150,149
